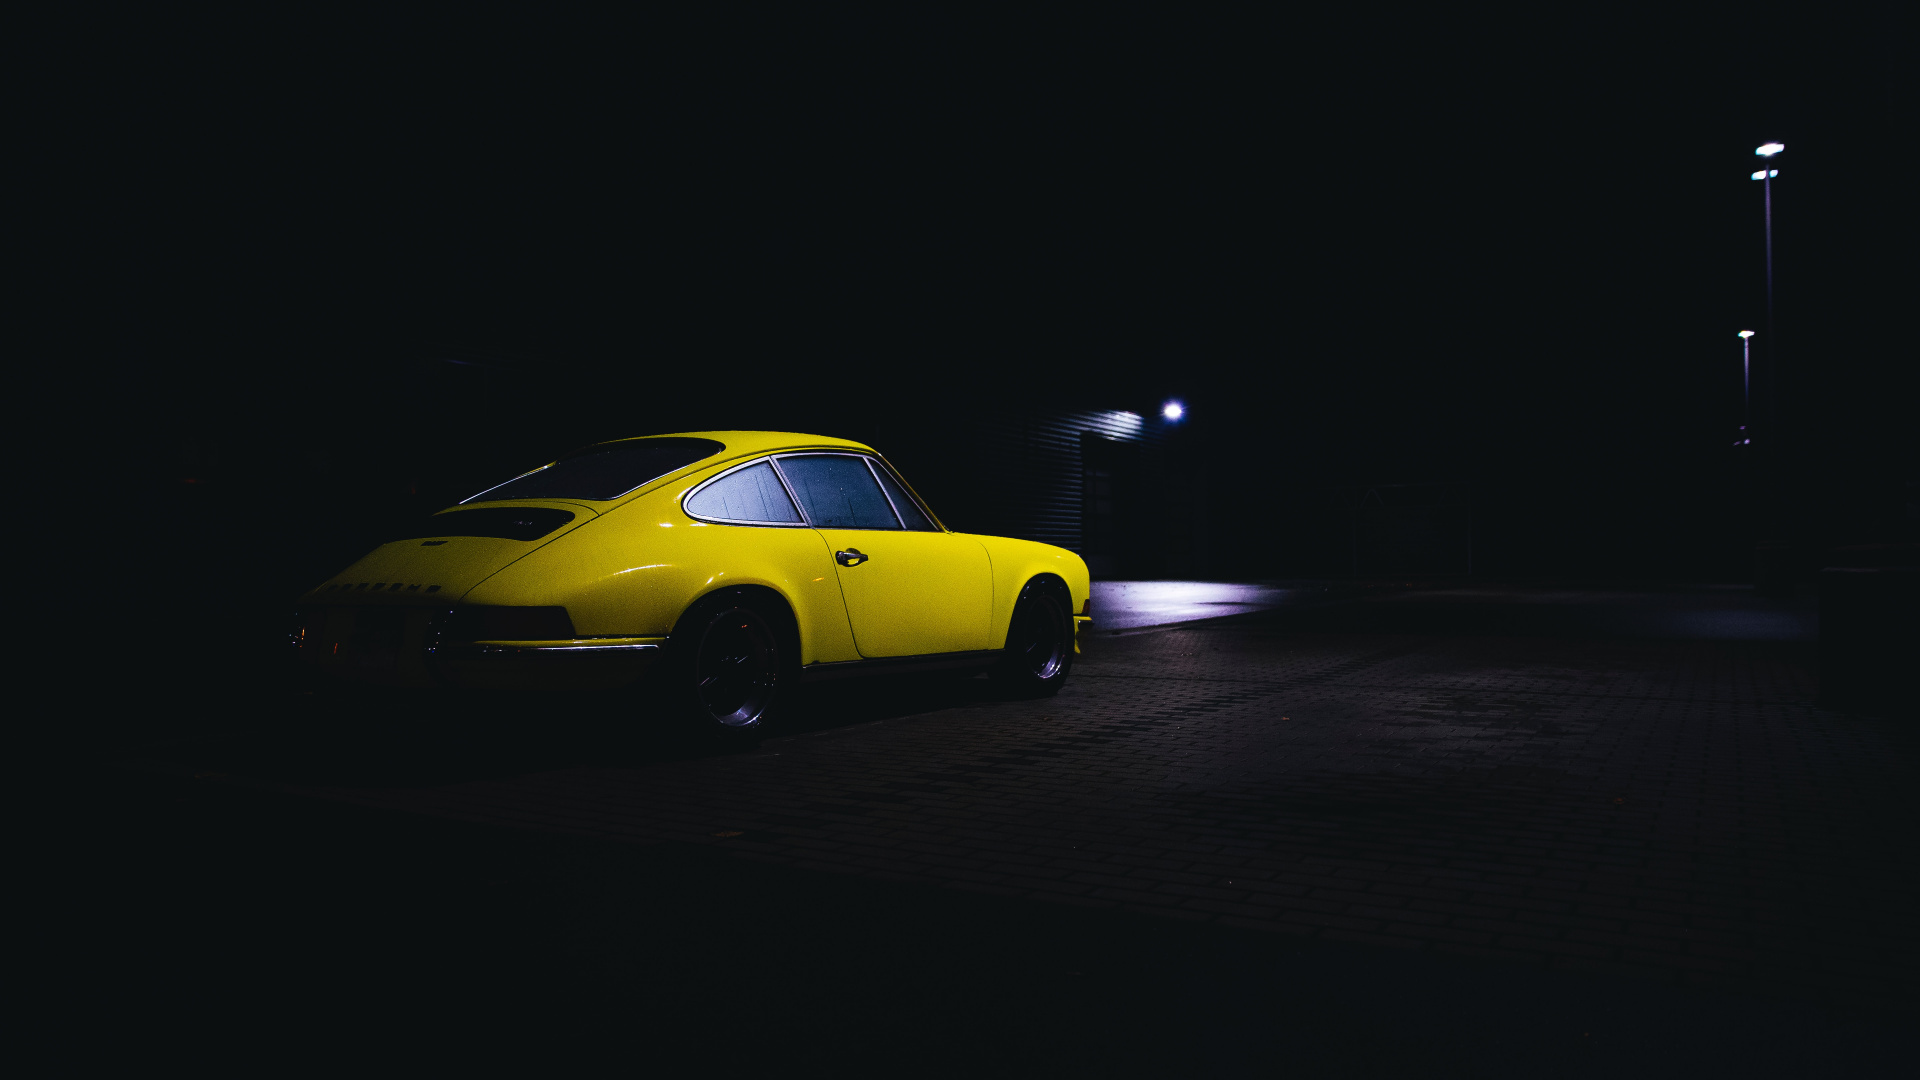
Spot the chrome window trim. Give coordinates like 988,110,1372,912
865,454,946,531
763,454,804,520
861,456,944,533
461,439,727,504
681,456,811,528
862,457,911,529
462,463,555,504
682,450,947,533
768,451,910,532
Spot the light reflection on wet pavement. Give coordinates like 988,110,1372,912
1090,580,1816,641
1089,580,1300,631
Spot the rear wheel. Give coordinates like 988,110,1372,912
664,591,791,741
991,579,1073,698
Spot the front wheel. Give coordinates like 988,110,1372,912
662,591,790,741
990,579,1074,698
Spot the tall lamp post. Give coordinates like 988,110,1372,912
1750,142,1784,433
1748,143,1791,594
1735,330,1754,446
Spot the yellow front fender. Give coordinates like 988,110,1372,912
964,534,1091,649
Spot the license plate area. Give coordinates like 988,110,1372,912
347,608,405,670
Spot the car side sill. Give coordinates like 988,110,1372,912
801,649,1002,683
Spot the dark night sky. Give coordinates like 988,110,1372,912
46,3,1907,579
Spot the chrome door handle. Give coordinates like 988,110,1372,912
836,548,868,567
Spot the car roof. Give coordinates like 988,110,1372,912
456,432,888,513
583,431,878,458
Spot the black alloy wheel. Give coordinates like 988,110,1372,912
992,580,1073,697
675,595,786,736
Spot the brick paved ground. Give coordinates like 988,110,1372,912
175,593,1917,1010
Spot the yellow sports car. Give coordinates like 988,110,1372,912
293,432,1092,736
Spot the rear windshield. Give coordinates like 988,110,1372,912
465,437,724,503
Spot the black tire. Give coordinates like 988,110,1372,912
990,578,1074,698
662,590,793,741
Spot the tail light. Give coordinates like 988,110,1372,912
290,608,328,651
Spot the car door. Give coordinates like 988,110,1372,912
775,453,993,657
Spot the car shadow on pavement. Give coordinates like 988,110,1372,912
164,671,1009,791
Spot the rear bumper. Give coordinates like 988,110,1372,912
433,639,664,691
293,606,663,691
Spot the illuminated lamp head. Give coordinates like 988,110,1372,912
1161,401,1185,421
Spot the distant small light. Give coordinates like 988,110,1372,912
1738,330,1755,338
1162,401,1184,421
1750,170,1766,180
1755,142,1785,157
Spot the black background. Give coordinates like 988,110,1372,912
31,13,1912,1062
41,4,1907,609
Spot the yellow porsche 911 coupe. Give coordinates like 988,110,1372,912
293,432,1092,736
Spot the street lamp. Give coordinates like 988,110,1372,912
1161,400,1185,421
1746,144,1788,585
1751,142,1783,381
1735,331,1755,446
1743,144,1781,445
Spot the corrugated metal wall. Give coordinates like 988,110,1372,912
962,408,1164,565
865,403,1197,578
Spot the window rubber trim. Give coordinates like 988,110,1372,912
768,451,944,532
681,456,813,528
682,450,950,532
871,456,947,532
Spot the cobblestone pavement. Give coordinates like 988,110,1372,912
212,602,1917,1009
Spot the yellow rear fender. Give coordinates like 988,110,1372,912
459,489,861,666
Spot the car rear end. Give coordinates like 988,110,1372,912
291,502,663,691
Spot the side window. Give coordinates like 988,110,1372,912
870,463,939,531
777,455,901,529
684,461,803,524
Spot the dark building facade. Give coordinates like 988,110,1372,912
896,407,1206,581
